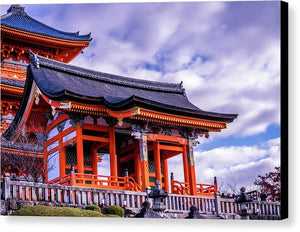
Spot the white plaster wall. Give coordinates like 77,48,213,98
47,151,60,181
83,115,94,124
97,117,108,126
64,119,73,130
47,140,59,151
63,130,76,143
48,126,58,140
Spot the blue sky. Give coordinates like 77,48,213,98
1,0,281,193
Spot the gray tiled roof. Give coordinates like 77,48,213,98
28,53,237,122
1,77,25,88
4,53,238,140
1,137,43,153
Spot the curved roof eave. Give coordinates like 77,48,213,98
29,53,238,123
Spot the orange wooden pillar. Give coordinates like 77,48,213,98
162,154,169,192
58,130,66,177
134,145,141,187
109,126,117,177
91,143,98,175
43,140,48,182
153,141,161,184
187,138,197,195
139,132,149,190
182,145,189,184
76,122,84,174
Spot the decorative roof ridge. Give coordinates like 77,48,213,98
1,5,92,41
29,53,186,94
7,5,27,16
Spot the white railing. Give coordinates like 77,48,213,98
165,193,216,213
1,174,280,218
1,175,146,210
218,197,281,218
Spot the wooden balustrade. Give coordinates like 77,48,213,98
47,174,71,186
47,173,141,192
171,180,190,195
171,180,217,197
196,183,217,196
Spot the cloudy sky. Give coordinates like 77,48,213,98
1,0,281,193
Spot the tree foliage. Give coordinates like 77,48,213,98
1,127,54,182
254,166,281,202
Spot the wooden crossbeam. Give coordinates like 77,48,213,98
82,124,109,132
159,144,183,152
82,135,109,143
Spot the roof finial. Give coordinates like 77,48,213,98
29,49,40,69
179,81,186,94
7,5,27,16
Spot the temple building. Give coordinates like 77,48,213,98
1,5,91,176
2,5,237,196
4,51,237,195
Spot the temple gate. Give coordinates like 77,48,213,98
4,51,237,196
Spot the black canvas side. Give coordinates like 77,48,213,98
280,0,288,220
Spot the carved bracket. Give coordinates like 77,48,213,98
104,117,118,127
68,114,83,128
57,121,66,132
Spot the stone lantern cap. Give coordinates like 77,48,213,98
235,187,253,203
148,180,168,198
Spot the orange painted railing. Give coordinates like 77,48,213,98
196,183,217,196
171,180,217,197
47,174,72,186
171,180,190,195
48,173,141,192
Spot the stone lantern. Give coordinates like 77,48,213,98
134,180,169,218
235,187,253,219
148,180,168,213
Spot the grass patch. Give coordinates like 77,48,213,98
11,205,105,217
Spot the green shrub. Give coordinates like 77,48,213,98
11,205,104,217
85,204,101,213
105,205,124,217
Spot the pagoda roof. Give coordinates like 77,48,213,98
1,5,91,42
1,137,43,153
1,77,25,88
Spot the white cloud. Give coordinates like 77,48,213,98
13,2,280,138
193,137,280,192
33,3,280,191
2,2,282,193
166,137,280,193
